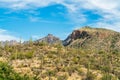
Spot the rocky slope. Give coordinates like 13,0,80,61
35,34,61,44
63,27,120,51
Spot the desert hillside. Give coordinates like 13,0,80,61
63,27,120,52
0,27,120,80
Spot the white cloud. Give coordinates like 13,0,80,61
0,29,7,33
29,16,40,22
0,0,63,9
64,0,120,32
32,35,40,40
0,0,120,31
73,26,83,30
0,29,20,41
90,22,120,32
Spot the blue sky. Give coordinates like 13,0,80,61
0,0,120,41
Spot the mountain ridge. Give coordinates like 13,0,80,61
35,34,61,44
63,27,120,52
1,27,120,52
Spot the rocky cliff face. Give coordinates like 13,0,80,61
63,27,120,51
63,30,90,46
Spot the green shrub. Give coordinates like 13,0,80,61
85,72,96,80
45,70,56,77
25,51,34,59
101,66,111,73
10,51,34,60
57,75,68,80
101,73,112,80
0,61,35,80
77,68,85,76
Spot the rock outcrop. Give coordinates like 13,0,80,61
36,34,61,44
63,27,120,51
63,30,90,46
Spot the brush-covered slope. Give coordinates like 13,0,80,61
0,40,120,80
63,27,120,51
0,27,120,80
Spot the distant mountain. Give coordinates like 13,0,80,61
1,27,120,52
63,26,120,51
35,34,61,44
0,40,19,47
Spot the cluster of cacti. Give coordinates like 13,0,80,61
0,41,119,80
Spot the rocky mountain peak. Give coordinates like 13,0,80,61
71,30,90,40
63,29,91,46
47,34,53,37
36,34,61,44
63,27,120,51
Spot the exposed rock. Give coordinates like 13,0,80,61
36,34,61,44
63,27,120,51
63,30,90,46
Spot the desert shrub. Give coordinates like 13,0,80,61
67,66,76,76
77,68,85,76
98,51,105,54
72,57,79,64
38,42,47,46
101,66,111,73
112,49,119,55
10,52,22,59
84,72,96,80
10,50,34,60
45,70,56,77
0,61,35,80
101,73,112,80
25,51,34,59
57,74,68,80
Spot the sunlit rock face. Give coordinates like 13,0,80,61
63,30,90,46
36,34,61,44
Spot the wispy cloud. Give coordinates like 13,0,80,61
29,16,74,24
0,0,120,31
0,0,63,9
0,28,20,41
29,16,40,22
0,29,7,33
32,35,40,40
62,0,120,31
